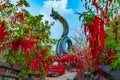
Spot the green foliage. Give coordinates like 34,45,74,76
105,27,120,51
17,0,30,7
112,53,120,69
78,9,95,24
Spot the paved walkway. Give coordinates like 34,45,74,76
46,71,76,80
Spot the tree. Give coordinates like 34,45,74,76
0,0,57,76
71,27,88,53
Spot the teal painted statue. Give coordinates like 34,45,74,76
50,8,73,55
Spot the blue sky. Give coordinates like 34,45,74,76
11,0,85,49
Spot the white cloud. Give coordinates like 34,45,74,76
10,0,18,4
39,0,73,40
41,0,73,15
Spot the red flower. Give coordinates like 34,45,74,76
29,60,39,71
13,17,17,24
0,23,6,42
21,39,34,56
84,16,105,69
1,44,6,54
12,39,21,51
29,56,43,71
41,50,47,57
19,12,24,26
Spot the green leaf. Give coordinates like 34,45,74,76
17,0,30,7
112,60,120,69
117,53,120,58
3,48,11,55
27,70,32,74
23,0,30,7
0,47,2,52
9,56,16,64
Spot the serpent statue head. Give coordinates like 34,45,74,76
50,8,60,20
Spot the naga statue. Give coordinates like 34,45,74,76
50,8,73,55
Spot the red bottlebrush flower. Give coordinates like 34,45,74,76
29,56,43,71
39,65,42,70
24,50,30,58
12,39,21,51
41,50,47,57
0,23,6,42
21,39,34,50
13,17,17,24
85,16,105,69
1,44,6,54
107,49,114,57
43,61,48,69
29,60,39,71
19,12,24,26
30,36,39,40
107,50,117,65
100,20,105,50
92,16,100,34
20,39,34,57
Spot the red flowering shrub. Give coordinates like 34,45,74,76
76,1,120,80
0,0,57,77
0,23,6,42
